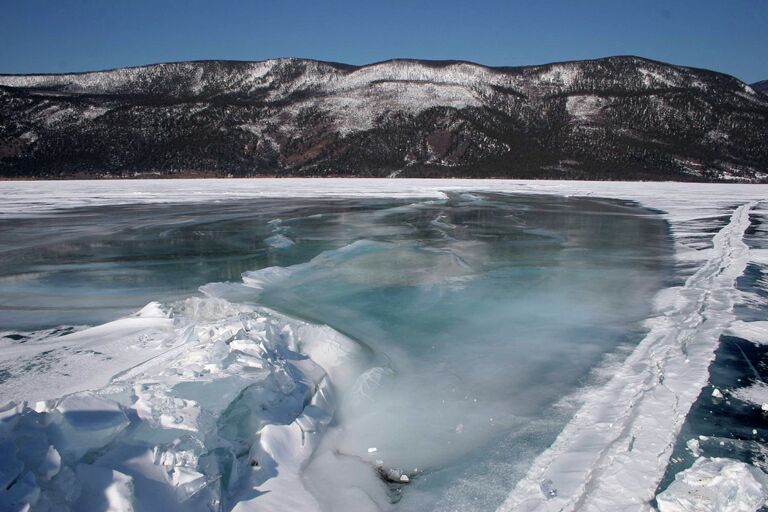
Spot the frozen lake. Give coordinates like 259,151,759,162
1,179,767,512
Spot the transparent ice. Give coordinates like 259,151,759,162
0,192,673,511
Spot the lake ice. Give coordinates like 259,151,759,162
1,179,767,512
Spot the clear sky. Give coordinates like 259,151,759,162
0,0,765,83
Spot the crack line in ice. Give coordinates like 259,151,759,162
498,201,757,512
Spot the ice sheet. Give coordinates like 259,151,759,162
0,179,766,224
2,179,768,512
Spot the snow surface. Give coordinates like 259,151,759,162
726,320,768,345
2,179,768,512
731,381,768,409
565,95,607,122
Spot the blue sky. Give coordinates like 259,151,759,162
0,0,765,83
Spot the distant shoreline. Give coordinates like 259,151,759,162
0,175,762,183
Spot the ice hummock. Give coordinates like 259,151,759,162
0,296,367,511
656,457,768,511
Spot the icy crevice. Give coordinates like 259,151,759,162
499,202,756,512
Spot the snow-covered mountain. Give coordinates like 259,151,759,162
1,56,767,180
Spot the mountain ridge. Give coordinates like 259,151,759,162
1,56,767,181
0,54,745,80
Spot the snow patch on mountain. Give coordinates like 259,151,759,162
565,95,607,122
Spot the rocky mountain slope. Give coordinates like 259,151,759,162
753,80,768,95
1,56,767,181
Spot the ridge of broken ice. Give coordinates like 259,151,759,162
499,201,760,511
0,295,366,511
656,457,768,512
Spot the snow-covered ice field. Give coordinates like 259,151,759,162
1,178,768,512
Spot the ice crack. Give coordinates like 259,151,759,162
498,201,758,512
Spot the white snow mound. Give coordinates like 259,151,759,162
656,457,768,512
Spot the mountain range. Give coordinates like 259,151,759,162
1,56,767,181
